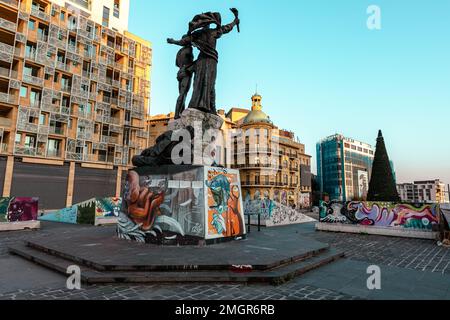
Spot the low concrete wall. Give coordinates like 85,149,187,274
0,220,40,232
316,222,439,240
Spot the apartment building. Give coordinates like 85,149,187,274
0,0,151,209
398,180,450,204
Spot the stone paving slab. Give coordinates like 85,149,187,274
290,258,450,300
20,224,330,271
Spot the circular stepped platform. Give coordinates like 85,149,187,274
9,224,344,285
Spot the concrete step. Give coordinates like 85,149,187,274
9,243,344,285
23,239,330,272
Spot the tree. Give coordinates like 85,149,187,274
367,130,400,202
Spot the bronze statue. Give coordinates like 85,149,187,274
168,9,240,115
132,9,240,167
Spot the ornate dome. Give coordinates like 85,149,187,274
242,93,272,125
243,110,272,125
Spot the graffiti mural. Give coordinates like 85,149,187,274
319,201,440,230
0,197,39,223
357,171,369,199
96,197,122,218
281,191,287,206
39,197,121,225
205,167,245,240
244,197,315,227
298,193,311,209
118,166,245,244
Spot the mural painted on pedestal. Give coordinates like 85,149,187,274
118,167,206,243
319,201,440,230
205,167,245,240
0,197,39,223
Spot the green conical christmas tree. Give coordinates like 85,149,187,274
367,130,400,202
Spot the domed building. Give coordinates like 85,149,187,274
226,93,312,209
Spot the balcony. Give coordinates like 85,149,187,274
0,17,17,33
22,74,44,86
41,103,60,113
56,61,70,72
29,100,41,109
67,44,79,54
17,121,38,133
0,117,12,127
61,85,72,93
0,92,18,105
0,67,14,78
37,33,48,42
101,136,118,144
0,42,14,58
46,149,62,158
0,0,18,9
25,50,38,62
31,8,50,22
14,144,36,156
0,143,7,153
49,126,65,135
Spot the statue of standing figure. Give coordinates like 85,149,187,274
168,9,240,118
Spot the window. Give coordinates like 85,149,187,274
102,6,110,27
20,86,27,98
15,133,21,144
47,139,61,157
39,114,45,125
30,90,40,104
113,0,120,18
60,12,65,21
25,135,36,148
28,19,36,31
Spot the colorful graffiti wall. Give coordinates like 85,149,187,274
0,197,39,223
319,201,440,230
244,197,315,227
118,166,245,243
39,197,121,225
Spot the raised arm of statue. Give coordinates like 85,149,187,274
167,35,192,47
219,19,239,36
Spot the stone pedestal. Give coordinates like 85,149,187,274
168,109,224,166
117,165,246,245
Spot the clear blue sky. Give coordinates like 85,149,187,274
129,0,450,185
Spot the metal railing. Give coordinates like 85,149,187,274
0,17,17,32
0,0,19,9
22,74,44,86
31,8,50,22
46,149,62,158
0,92,18,105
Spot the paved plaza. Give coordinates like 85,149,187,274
1,221,450,300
